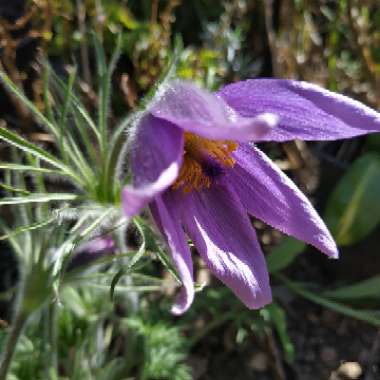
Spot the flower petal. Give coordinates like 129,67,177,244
175,182,272,309
219,79,380,141
151,80,277,141
229,144,338,258
67,236,115,271
76,236,115,253
151,194,194,315
122,114,183,218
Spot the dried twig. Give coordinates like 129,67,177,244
267,330,286,380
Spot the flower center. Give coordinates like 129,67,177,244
172,132,238,193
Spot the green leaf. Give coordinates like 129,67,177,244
0,70,60,138
89,283,161,293
134,216,181,283
108,4,140,29
43,66,100,178
96,359,125,380
0,125,60,169
322,275,380,301
110,268,127,301
0,213,58,241
49,68,100,141
0,222,23,257
48,70,100,185
55,66,76,164
65,134,95,182
0,193,78,206
92,32,113,153
0,162,62,175
95,33,122,199
61,286,89,317
325,153,380,245
0,125,83,185
267,237,305,273
277,274,380,327
76,208,115,239
110,234,147,300
22,262,52,313
58,67,77,131
0,182,30,195
42,64,57,125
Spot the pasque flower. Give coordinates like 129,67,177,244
122,79,380,314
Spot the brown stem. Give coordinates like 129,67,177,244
0,312,28,380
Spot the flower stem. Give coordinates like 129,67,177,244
49,304,58,374
116,224,139,311
0,310,27,380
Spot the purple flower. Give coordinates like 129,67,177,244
122,79,380,314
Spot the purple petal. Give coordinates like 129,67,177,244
122,114,183,218
229,144,338,258
219,79,380,142
175,182,272,309
151,80,278,141
67,236,115,271
151,194,194,315
76,235,115,253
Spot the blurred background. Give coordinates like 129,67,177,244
0,1,380,379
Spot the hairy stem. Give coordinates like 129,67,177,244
116,224,139,312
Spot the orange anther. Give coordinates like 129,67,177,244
172,133,238,193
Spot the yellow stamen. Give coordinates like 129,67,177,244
172,132,238,193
